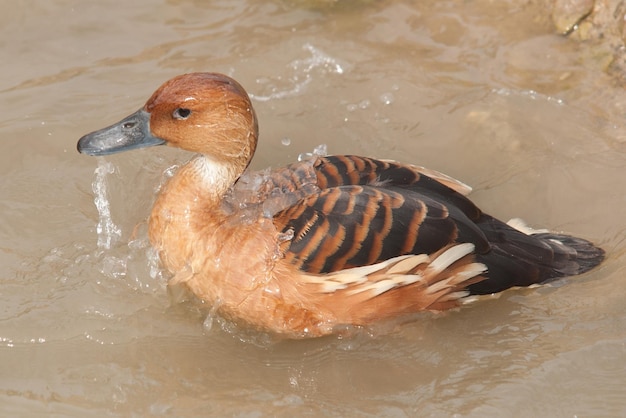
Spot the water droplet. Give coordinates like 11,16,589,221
313,144,327,156
380,92,394,105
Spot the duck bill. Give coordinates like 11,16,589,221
77,109,165,156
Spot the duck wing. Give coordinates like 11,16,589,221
273,184,478,273
272,155,490,273
313,155,473,196
272,155,604,295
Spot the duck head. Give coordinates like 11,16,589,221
77,73,259,173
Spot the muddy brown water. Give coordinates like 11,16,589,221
1,1,625,416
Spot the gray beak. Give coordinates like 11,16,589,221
77,109,165,156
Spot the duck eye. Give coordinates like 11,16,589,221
173,108,191,120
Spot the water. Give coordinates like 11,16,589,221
93,160,122,250
1,0,625,416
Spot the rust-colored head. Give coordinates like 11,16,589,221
146,73,258,161
78,73,258,171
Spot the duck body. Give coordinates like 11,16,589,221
78,73,604,338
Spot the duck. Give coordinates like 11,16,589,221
77,72,605,338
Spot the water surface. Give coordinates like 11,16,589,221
1,1,625,416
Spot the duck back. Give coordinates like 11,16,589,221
269,155,604,294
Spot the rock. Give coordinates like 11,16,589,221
551,0,595,34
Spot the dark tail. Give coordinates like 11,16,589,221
468,215,605,295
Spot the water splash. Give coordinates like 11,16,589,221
92,160,122,250
297,144,327,161
202,299,223,333
251,43,345,102
291,43,344,75
493,87,565,105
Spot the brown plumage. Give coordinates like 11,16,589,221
77,72,605,338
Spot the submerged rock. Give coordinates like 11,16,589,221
551,0,594,35
547,0,626,82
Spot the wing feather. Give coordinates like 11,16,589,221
226,154,490,275
274,185,465,273
314,156,482,221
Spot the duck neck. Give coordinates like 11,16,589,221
148,154,248,270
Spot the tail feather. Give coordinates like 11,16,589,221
534,232,606,274
468,215,604,295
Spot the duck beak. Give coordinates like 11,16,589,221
77,109,166,156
